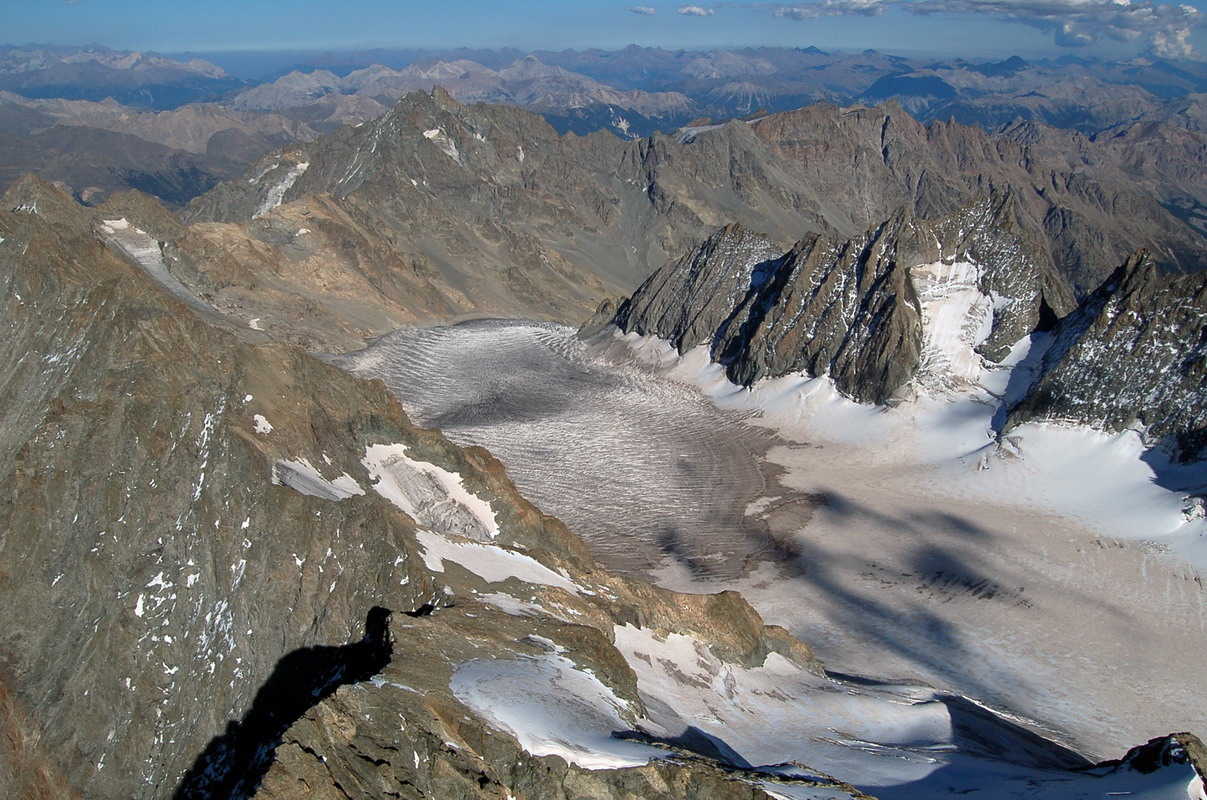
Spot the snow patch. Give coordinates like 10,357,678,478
416,530,580,594
99,218,209,312
478,592,545,616
252,414,273,435
912,260,994,394
271,458,364,501
450,655,665,769
253,160,309,219
421,127,462,164
361,443,499,539
612,624,1202,797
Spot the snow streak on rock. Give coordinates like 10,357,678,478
416,530,580,594
271,457,364,501
98,218,211,313
252,160,309,219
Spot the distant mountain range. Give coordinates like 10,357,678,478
229,55,695,136
1,43,1206,210
0,44,240,108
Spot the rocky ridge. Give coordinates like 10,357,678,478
164,90,1204,354
599,200,1207,460
607,196,1074,405
1004,252,1207,460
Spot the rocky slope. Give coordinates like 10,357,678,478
1005,252,1207,461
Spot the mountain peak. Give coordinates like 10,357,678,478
3,173,88,226
430,85,462,111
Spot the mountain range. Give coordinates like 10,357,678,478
1,39,1205,800
154,88,1202,358
3,129,1205,800
3,44,1207,211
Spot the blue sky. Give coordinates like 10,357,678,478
7,1,1206,60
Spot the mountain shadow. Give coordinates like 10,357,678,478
174,606,393,800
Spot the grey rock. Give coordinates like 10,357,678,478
1005,251,1207,460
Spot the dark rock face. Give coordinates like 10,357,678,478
612,197,1073,405
614,223,782,357
708,219,923,405
1005,252,1207,460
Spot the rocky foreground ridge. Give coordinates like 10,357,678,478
4,156,1206,799
600,197,1206,460
0,175,832,799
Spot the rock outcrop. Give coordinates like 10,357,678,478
1005,252,1207,460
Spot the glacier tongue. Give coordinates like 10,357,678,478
911,260,995,396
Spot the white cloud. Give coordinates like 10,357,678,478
629,5,658,13
764,0,1203,57
678,4,716,15
773,0,886,18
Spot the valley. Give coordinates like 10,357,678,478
339,318,1207,761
